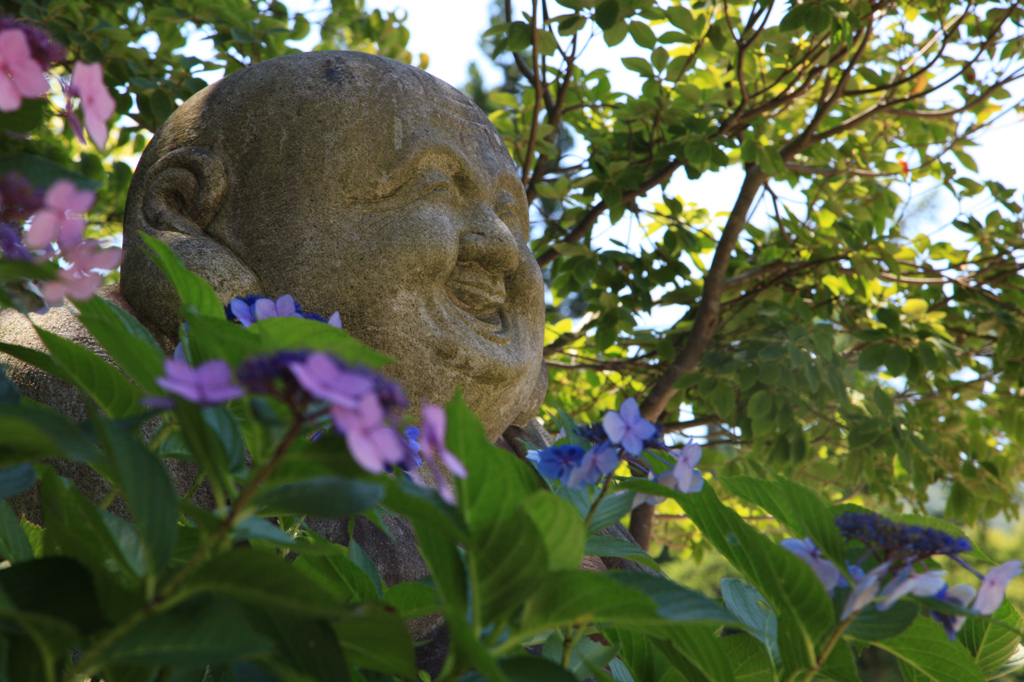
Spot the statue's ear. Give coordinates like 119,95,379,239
121,147,261,337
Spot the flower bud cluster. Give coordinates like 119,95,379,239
784,511,1022,640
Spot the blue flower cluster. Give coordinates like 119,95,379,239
534,398,704,502
835,511,973,561
784,511,1022,640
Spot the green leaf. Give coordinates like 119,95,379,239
242,608,350,682
506,21,532,52
95,419,178,572
816,640,860,682
958,601,1023,678
0,341,73,385
862,616,985,682
292,552,379,605
252,476,385,518
0,365,20,404
595,0,621,30
522,491,585,571
183,548,350,618
657,625,735,682
621,57,654,78
474,512,549,622
0,556,110,635
451,394,541,534
98,596,273,667
719,633,775,681
0,153,99,190
383,581,440,620
347,537,383,598
331,602,418,679
844,601,918,641
721,477,845,566
671,486,834,670
0,402,100,466
628,21,656,49
35,327,145,418
0,501,33,563
252,317,391,369
74,296,165,394
138,232,223,318
586,490,634,534
584,535,660,571
721,578,779,661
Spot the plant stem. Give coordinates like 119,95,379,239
582,476,615,531
69,414,306,680
802,613,857,681
561,623,585,668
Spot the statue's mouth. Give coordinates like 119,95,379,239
446,264,511,345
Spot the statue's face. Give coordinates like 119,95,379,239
214,68,546,439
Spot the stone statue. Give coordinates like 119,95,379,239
0,50,646,675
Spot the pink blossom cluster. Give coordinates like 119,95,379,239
0,175,121,304
0,18,116,151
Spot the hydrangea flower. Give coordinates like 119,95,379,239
417,404,467,503
835,511,972,562
0,19,65,67
37,239,121,304
602,397,658,455
226,294,342,328
287,352,374,409
24,180,95,250
329,392,408,474
536,445,586,485
155,358,244,406
566,441,619,489
781,538,842,594
67,61,116,152
0,28,49,113
0,172,43,223
973,560,1023,615
841,561,891,620
670,442,703,494
877,568,947,611
0,222,29,261
931,583,977,640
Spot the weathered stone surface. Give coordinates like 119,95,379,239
121,50,547,442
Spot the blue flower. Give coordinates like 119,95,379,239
0,222,30,261
781,537,842,594
226,294,342,328
835,511,972,561
536,445,586,484
602,397,658,455
565,442,620,488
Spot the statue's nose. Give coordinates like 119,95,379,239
458,205,520,275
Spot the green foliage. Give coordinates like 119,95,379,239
1,0,1023,679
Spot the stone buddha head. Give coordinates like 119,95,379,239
120,51,546,441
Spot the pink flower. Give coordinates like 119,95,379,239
287,352,374,408
417,404,467,503
69,61,116,151
330,393,408,474
24,180,95,249
0,28,48,112
37,240,121,304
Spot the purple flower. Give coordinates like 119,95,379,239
841,561,891,620
972,560,1022,616
671,442,704,494
603,397,658,455
566,441,620,489
226,294,342,328
417,404,467,503
931,583,976,640
781,538,842,594
154,358,244,406
330,393,407,474
0,222,30,261
286,352,374,409
536,445,586,484
0,173,43,223
877,568,947,611
631,469,675,509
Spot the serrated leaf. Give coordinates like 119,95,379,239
862,616,985,682
958,601,1023,678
